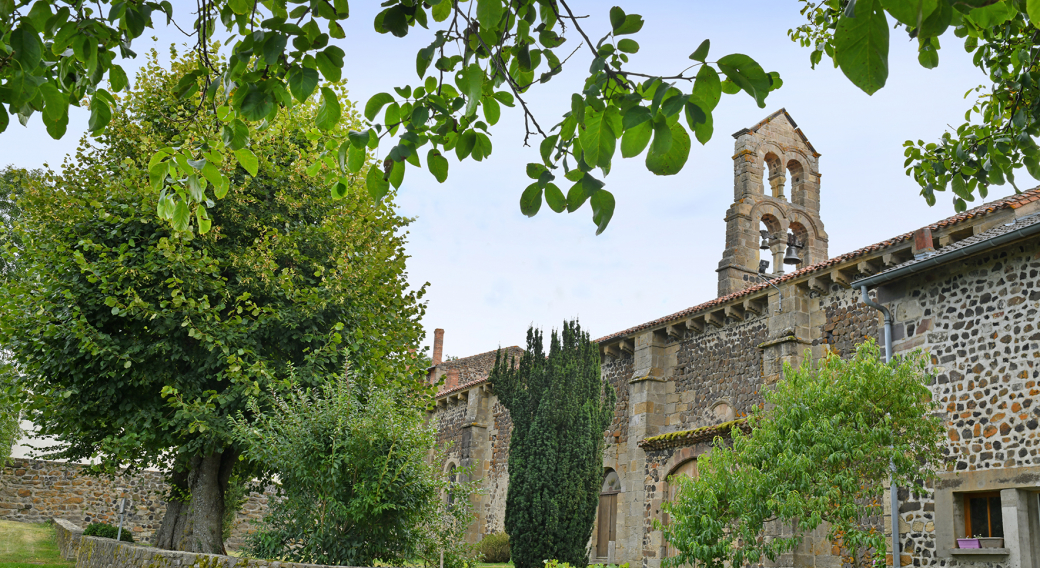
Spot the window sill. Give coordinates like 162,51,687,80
945,548,1010,557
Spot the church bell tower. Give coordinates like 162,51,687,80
717,109,828,297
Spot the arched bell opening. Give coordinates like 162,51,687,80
763,152,786,200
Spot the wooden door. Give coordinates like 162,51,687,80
597,493,617,557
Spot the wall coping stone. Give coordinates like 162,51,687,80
74,534,378,568
54,517,84,560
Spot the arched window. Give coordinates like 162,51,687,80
788,160,805,206
446,463,457,508
596,469,620,560
789,221,809,267
764,152,786,199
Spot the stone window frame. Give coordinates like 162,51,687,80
933,466,1040,567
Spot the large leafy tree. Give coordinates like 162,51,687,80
662,341,946,568
0,51,428,554
490,321,615,568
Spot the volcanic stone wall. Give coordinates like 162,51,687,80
884,239,1040,568
814,285,882,357
0,458,272,549
602,352,633,445
673,318,769,428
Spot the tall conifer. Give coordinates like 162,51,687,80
492,321,616,568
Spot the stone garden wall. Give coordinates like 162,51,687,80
0,458,273,550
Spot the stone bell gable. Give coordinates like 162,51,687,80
718,109,828,297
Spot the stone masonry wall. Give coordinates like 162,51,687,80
0,458,271,549
673,317,769,428
814,285,882,358
884,239,1040,568
603,352,634,445
73,534,365,568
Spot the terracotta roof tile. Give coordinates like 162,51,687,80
596,187,1040,343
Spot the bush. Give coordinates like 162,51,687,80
83,522,134,542
478,533,510,563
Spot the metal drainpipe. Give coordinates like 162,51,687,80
859,285,899,566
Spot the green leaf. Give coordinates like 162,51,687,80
689,39,710,62
222,119,249,151
459,64,484,117
472,133,492,161
172,200,190,232
566,179,587,213
881,0,937,27
196,205,212,234
389,160,405,189
315,52,341,82
967,1,1014,28
544,183,566,213
315,87,341,130
149,162,169,191
649,119,672,158
520,183,542,216
579,109,617,169
235,148,259,176
1028,0,1040,28
690,65,722,112
610,7,644,35
591,189,615,235
201,161,222,190
622,106,652,130
366,164,390,201
109,65,129,92
540,135,558,163
287,67,319,102
40,83,68,140
918,38,939,69
685,103,713,145
477,0,504,29
646,121,691,176
228,0,252,15
432,0,451,22
348,144,366,173
331,180,349,199
262,33,287,65
617,39,639,54
620,120,652,158
717,54,772,107
238,85,274,121
456,130,476,160
11,23,43,70
920,0,952,37
482,96,501,125
428,150,449,183
88,97,111,132
834,0,890,95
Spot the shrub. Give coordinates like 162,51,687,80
83,522,135,542
477,533,510,563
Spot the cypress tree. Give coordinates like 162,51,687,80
492,321,616,568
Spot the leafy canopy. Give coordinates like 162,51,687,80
0,0,779,234
0,50,429,474
791,0,1040,212
662,341,946,568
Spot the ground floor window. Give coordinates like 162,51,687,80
964,492,1004,538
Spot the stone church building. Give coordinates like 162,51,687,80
427,110,1040,568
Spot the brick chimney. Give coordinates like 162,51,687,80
432,328,444,366
912,227,935,259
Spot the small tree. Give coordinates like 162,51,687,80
663,341,946,568
491,321,616,568
231,372,474,567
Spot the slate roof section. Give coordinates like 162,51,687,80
637,419,750,451
855,211,1040,287
595,187,1040,344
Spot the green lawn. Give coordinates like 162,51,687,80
0,520,74,568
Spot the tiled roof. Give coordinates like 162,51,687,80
857,211,1040,285
596,187,1040,343
434,346,523,398
638,419,750,450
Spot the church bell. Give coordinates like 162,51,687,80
783,234,803,265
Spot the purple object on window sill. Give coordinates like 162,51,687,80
957,539,981,549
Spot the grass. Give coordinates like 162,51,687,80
0,520,74,568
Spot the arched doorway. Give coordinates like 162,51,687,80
664,458,700,559
596,469,621,561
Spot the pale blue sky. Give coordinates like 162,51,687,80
1,1,1014,360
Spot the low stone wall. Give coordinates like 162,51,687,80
0,458,273,549
54,517,84,560
75,535,365,568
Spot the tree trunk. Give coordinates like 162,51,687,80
155,450,237,555
154,467,189,549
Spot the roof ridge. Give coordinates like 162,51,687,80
595,186,1040,343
